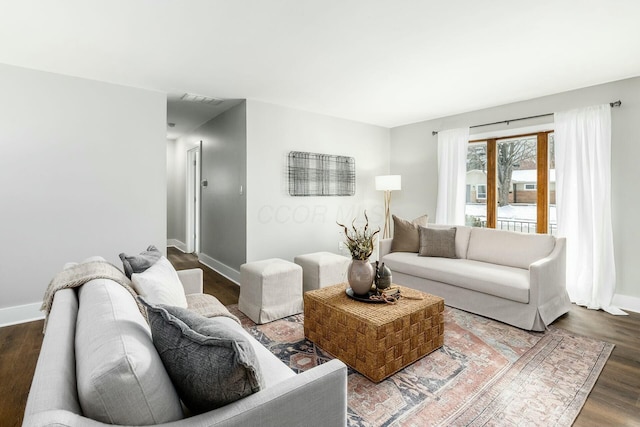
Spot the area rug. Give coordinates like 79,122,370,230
228,305,613,427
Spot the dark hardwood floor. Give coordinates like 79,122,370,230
0,248,638,426
167,247,240,306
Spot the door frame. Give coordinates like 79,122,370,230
186,146,201,253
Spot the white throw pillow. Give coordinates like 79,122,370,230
131,256,188,308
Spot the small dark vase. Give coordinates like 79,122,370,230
376,263,392,290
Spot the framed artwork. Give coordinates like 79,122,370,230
288,151,355,196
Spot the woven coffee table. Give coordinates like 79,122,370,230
304,283,444,382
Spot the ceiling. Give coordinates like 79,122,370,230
166,94,242,140
2,1,640,131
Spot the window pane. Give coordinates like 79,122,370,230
496,136,537,233
549,133,556,235
465,142,487,227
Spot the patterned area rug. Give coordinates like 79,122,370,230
228,305,613,427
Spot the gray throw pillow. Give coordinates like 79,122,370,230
391,214,429,253
138,297,264,414
418,226,457,258
119,245,161,278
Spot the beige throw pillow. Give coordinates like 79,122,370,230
418,226,457,258
391,214,429,253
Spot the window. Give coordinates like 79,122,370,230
476,184,487,199
465,142,487,227
465,131,553,234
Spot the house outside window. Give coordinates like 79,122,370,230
465,131,556,234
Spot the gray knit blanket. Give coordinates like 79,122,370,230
41,260,142,332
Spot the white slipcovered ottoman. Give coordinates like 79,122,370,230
294,252,350,293
239,258,303,324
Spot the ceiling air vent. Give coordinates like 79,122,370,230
180,93,224,105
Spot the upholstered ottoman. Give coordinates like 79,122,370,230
294,252,351,293
239,258,303,324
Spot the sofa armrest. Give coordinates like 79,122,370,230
24,289,82,421
177,268,203,294
379,238,393,259
529,237,570,323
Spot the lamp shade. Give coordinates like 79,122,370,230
375,175,401,191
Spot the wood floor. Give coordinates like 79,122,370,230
1,248,638,426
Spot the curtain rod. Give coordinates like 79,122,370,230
431,100,622,136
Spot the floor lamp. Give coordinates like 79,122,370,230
375,175,401,239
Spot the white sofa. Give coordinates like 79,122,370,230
380,225,571,331
23,265,347,427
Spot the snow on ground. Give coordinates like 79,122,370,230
466,204,557,224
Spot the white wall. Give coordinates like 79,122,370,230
390,77,640,308
166,139,184,245
0,63,166,324
166,137,200,249
246,100,390,263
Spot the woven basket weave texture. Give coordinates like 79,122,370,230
304,283,444,382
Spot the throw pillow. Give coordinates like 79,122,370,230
119,245,162,278
391,214,429,253
131,256,188,308
418,226,457,258
139,298,264,414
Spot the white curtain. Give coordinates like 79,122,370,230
554,104,625,315
435,127,469,225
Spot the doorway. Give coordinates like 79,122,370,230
186,146,201,253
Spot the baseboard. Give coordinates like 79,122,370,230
197,252,241,285
0,302,44,328
612,293,640,314
167,239,187,253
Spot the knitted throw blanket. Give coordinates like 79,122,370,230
41,260,143,332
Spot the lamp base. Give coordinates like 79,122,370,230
383,191,391,239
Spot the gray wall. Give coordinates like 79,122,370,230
0,63,166,321
246,100,390,263
192,102,248,274
390,77,640,304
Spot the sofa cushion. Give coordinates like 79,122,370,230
131,256,188,308
140,299,264,414
76,280,183,425
119,245,162,279
418,226,457,258
391,214,429,253
466,227,556,269
382,252,530,303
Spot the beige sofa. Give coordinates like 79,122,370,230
380,225,571,331
23,261,347,426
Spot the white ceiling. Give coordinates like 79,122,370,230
2,1,640,130
166,94,242,139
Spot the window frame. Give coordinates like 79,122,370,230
468,131,552,234
476,184,487,200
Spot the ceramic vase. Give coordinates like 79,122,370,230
377,263,392,290
348,259,375,296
